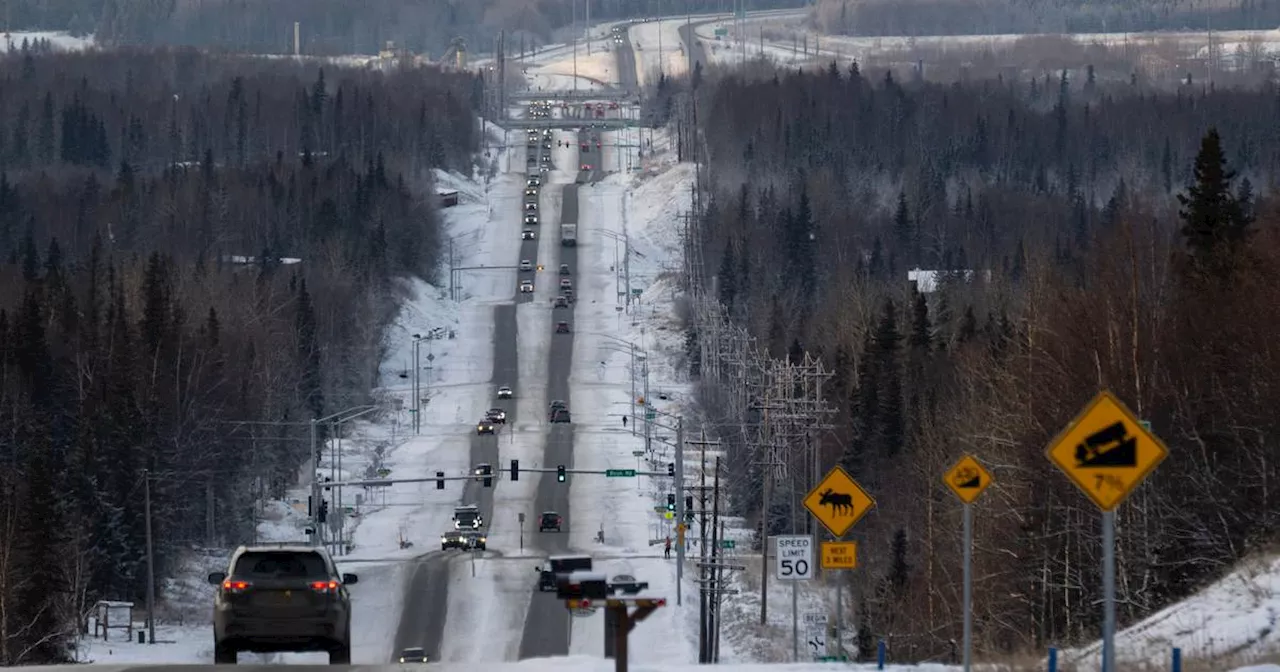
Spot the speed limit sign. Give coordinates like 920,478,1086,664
775,535,814,580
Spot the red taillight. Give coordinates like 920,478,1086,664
310,580,340,593
222,580,250,593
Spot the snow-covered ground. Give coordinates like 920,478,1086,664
693,17,1280,68
60,18,1280,672
2,30,94,51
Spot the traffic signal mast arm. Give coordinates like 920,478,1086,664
326,467,670,488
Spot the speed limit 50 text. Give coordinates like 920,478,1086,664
775,535,814,581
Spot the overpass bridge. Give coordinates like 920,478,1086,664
503,117,644,130
510,90,636,103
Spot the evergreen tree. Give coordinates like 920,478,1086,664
717,242,737,311
873,300,904,458
856,598,876,661
295,278,325,422
893,191,911,250
889,528,911,594
909,291,931,350
1177,128,1251,280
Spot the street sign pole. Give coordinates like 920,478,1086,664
1045,391,1168,672
792,580,799,661
1102,510,1116,672
943,454,993,672
962,502,973,672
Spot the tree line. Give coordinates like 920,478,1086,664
5,0,805,57
0,46,478,663
688,61,1280,662
810,0,1280,37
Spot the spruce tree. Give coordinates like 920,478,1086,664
1177,128,1251,279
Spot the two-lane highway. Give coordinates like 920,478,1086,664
518,128,596,659
392,138,549,662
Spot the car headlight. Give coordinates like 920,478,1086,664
441,536,447,543
480,537,487,543
400,658,406,663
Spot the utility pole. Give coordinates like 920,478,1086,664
143,469,156,645
309,418,319,545
674,416,685,605
688,430,720,662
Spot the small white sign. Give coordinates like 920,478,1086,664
774,534,814,581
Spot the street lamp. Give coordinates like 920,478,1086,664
599,228,631,307
589,332,647,434
309,405,381,554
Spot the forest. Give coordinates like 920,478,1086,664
0,46,478,663
4,0,805,57
810,0,1280,36
689,61,1280,662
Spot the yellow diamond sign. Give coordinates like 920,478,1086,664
1046,390,1169,512
943,454,993,504
803,466,875,538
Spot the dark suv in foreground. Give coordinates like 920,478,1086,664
208,544,358,664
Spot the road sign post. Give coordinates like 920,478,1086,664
943,455,994,672
802,466,875,661
775,535,813,662
1046,391,1168,672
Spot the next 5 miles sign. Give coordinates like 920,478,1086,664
775,535,814,581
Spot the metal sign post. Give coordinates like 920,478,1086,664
774,535,814,662
1046,391,1169,672
943,455,994,672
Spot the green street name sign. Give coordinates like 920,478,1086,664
606,469,637,477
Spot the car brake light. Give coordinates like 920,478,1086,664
310,580,340,593
222,580,250,593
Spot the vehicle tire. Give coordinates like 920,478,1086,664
213,641,237,664
329,642,351,665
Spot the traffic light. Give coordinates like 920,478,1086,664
511,459,520,481
482,464,493,488
666,494,676,511
318,499,329,523
436,471,445,490
667,463,675,477
557,465,566,482
686,495,694,511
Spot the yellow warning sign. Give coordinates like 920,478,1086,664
802,466,875,538
1046,390,1169,512
821,542,858,570
943,454,994,504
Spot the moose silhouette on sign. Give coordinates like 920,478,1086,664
818,488,855,516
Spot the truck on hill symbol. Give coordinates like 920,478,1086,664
1074,421,1138,468
952,467,981,489
818,489,855,516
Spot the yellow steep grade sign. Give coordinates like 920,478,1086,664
1046,390,1169,512
803,466,875,538
943,454,994,504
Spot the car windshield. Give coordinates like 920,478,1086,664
541,513,558,521
232,551,326,578
456,511,479,523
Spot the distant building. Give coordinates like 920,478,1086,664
908,268,990,293
437,189,459,208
